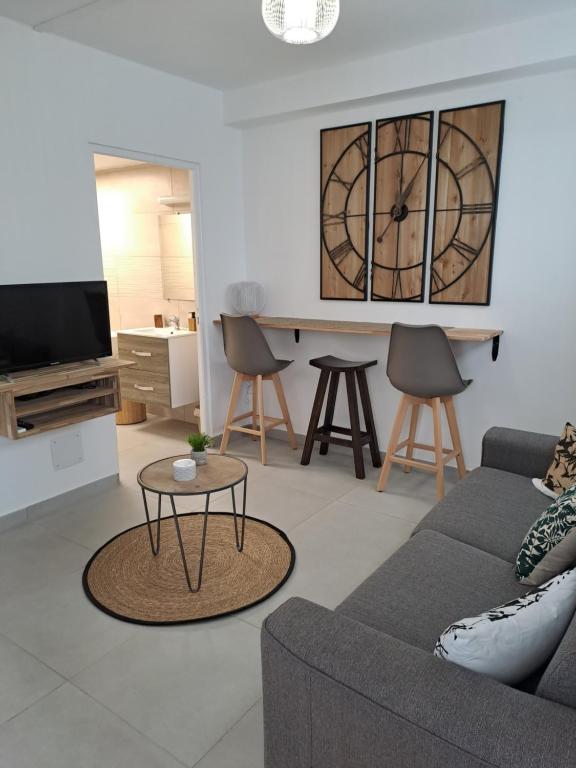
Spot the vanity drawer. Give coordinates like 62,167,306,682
117,335,169,374
120,369,171,407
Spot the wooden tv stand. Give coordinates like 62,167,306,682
0,358,133,440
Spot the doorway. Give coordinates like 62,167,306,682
91,150,205,454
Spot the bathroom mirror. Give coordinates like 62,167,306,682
159,213,195,301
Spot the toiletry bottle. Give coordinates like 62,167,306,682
188,312,197,332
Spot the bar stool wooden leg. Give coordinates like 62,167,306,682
377,394,410,491
250,379,258,440
403,403,421,473
444,396,466,478
220,373,243,455
271,373,298,450
356,368,382,468
345,371,365,479
319,372,339,456
431,397,445,499
301,370,330,465
255,375,267,465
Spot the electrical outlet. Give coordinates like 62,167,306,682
50,431,84,470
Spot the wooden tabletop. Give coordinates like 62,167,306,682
213,316,503,343
138,453,247,496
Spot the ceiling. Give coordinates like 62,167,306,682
1,0,574,90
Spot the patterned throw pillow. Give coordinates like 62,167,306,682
543,423,576,495
515,485,576,585
434,568,576,685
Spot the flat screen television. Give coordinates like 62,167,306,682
0,281,112,374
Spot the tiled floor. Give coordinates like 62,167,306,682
0,417,453,767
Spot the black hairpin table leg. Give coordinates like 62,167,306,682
142,487,161,555
169,492,210,593
231,478,247,552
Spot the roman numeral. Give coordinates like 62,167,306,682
451,238,479,262
353,264,366,290
431,267,447,292
354,134,369,165
329,239,353,266
329,171,353,190
437,124,452,152
322,211,346,227
391,269,403,300
393,119,411,152
462,202,493,214
455,155,485,179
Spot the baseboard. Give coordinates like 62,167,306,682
215,426,463,475
0,507,28,536
213,425,372,459
0,473,120,533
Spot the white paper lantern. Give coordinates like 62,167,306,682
228,282,266,316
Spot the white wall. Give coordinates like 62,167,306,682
242,68,576,467
0,17,245,516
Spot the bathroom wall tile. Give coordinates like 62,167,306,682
170,168,192,198
117,257,163,299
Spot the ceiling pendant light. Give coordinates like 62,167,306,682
262,0,340,45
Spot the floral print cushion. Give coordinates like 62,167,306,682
543,423,576,495
516,484,576,585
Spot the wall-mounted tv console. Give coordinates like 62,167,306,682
0,358,133,440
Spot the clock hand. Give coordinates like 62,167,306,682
376,216,395,244
394,156,428,211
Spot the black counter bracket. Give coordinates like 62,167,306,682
492,336,500,362
292,325,500,360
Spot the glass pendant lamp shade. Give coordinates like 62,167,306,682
262,0,340,44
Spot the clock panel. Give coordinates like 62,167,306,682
321,122,371,300
371,111,433,302
430,101,505,305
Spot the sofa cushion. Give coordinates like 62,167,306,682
516,484,576,585
414,467,548,563
337,530,526,652
536,610,576,709
434,567,576,685
542,422,576,495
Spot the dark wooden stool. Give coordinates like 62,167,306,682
301,356,381,479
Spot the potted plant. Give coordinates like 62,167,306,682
187,432,211,466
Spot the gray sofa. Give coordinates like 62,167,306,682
262,427,576,767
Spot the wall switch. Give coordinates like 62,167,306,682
50,431,84,470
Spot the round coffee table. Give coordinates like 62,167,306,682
137,454,248,593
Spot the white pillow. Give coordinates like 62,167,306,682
532,477,559,500
434,567,576,684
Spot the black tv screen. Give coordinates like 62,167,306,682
0,281,112,374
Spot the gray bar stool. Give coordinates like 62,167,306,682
377,323,470,499
301,356,381,479
219,314,297,465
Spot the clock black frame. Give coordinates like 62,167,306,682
429,99,505,306
371,110,434,303
320,121,372,301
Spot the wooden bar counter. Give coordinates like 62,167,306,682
214,316,503,359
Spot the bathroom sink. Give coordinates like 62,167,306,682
117,327,194,338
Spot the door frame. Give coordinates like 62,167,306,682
88,142,209,433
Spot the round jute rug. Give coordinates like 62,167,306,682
83,513,295,625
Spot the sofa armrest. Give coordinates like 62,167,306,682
481,426,557,478
262,597,576,768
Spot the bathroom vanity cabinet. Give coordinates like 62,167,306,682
117,328,199,411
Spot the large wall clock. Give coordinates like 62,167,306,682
371,111,433,302
320,122,371,300
430,100,505,305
